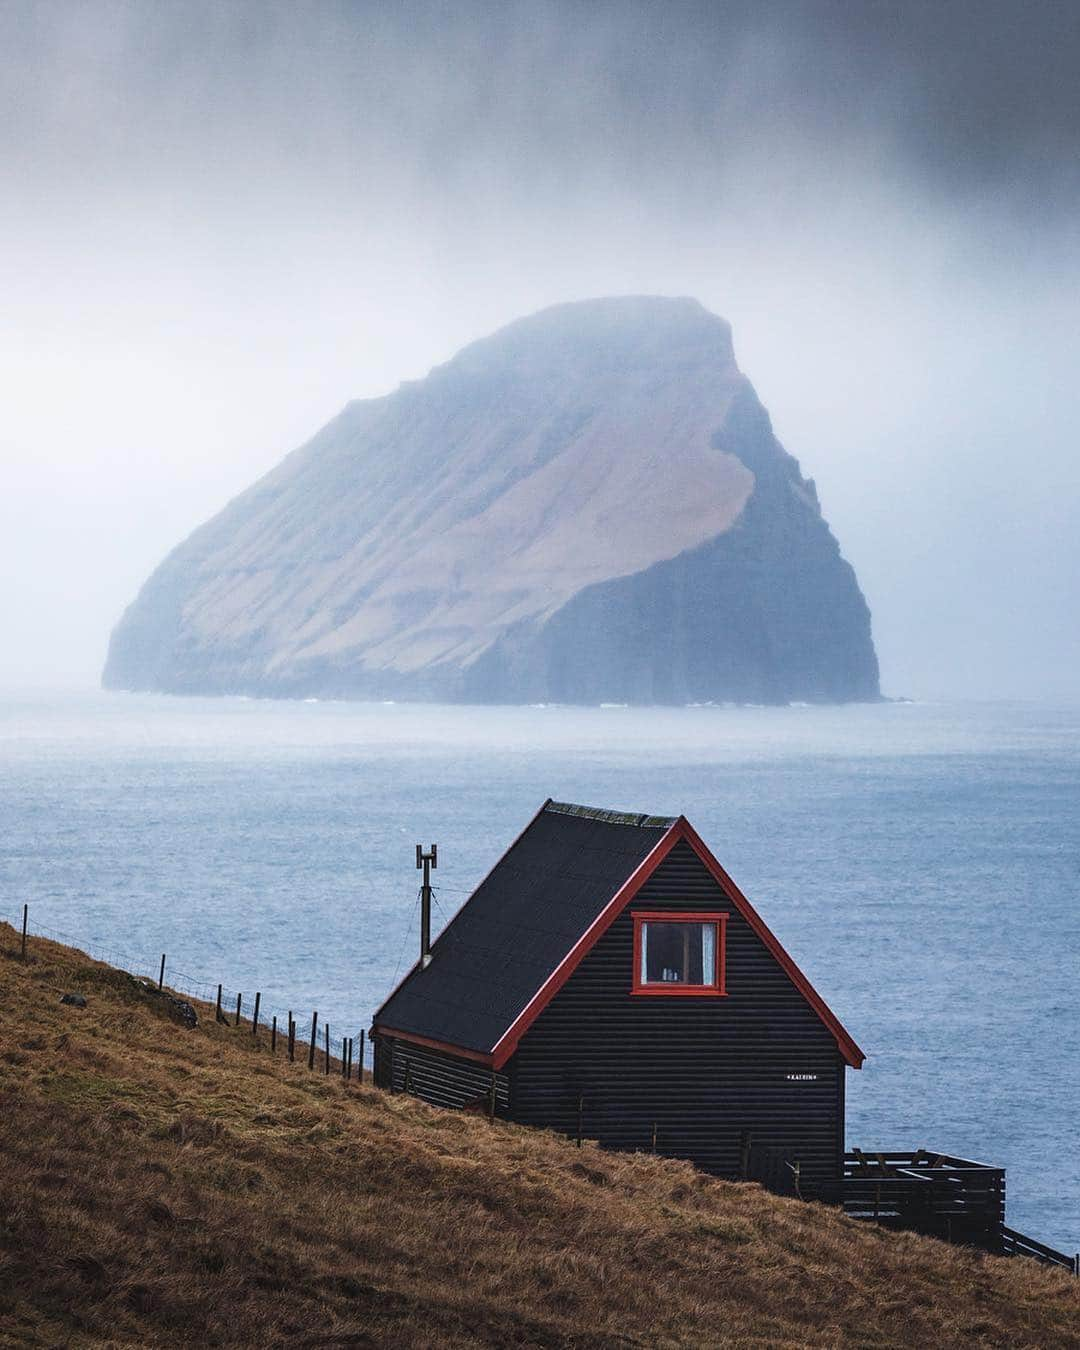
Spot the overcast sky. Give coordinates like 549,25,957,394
2,0,1078,699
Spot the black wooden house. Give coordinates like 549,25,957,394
371,800,864,1188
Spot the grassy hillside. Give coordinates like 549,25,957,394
1,926,1077,1349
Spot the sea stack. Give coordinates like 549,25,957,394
104,297,880,704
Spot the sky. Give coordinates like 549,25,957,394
2,0,1078,700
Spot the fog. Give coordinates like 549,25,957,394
3,0,1078,700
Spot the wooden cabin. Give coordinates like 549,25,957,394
371,800,864,1190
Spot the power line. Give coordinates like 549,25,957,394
386,888,421,992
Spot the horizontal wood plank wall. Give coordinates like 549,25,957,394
509,839,845,1185
373,1033,392,1089
385,1037,509,1113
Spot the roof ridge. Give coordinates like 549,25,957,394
543,800,677,829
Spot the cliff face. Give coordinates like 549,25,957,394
103,297,880,704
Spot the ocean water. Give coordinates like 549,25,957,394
1,691,1077,1251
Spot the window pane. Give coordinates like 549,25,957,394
701,923,715,984
643,922,712,984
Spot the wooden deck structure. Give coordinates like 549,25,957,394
815,1150,1077,1275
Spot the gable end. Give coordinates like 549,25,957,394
491,816,863,1069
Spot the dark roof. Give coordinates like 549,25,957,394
371,799,865,1070
371,800,674,1056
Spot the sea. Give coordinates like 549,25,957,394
1,691,1076,1251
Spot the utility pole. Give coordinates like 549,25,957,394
416,843,437,969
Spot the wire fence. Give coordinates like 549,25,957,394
1,903,371,1081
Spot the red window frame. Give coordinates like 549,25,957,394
631,910,728,996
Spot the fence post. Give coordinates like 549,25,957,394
651,1121,658,1153
341,1036,347,1078
308,1012,317,1070
324,1022,330,1074
21,904,28,961
288,1013,295,1063
358,1030,365,1084
235,992,242,1028
252,992,261,1038
576,1094,583,1147
345,1036,352,1081
271,1014,277,1053
739,1130,752,1179
216,984,224,1023
488,1071,496,1122
158,954,166,990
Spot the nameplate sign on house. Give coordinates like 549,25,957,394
785,1073,819,1082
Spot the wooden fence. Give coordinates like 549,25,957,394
5,905,370,1083
1001,1226,1079,1275
816,1149,1076,1274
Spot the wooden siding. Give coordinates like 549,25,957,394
373,1029,392,1090
509,839,846,1184
377,1036,509,1114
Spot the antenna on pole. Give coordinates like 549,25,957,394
416,843,437,969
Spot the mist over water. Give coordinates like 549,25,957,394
2,691,1077,1248
2,1,1079,699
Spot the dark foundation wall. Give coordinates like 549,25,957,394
374,1037,509,1114
507,840,848,1185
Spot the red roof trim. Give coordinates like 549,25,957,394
490,816,864,1071
489,822,684,1067
675,817,864,1068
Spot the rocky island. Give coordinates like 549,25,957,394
104,297,880,704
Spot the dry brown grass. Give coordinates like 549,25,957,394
0,925,1077,1349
